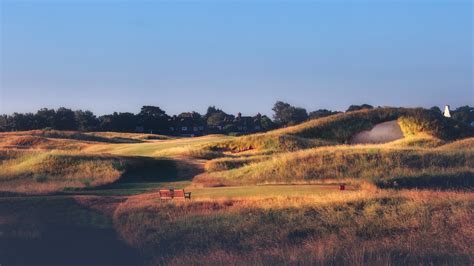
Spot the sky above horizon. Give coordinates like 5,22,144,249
1,0,472,116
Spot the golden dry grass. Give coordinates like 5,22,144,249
437,137,474,151
0,135,90,151
114,189,474,265
196,137,474,187
0,149,126,194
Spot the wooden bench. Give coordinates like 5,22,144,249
159,189,191,200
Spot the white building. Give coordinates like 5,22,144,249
443,105,451,118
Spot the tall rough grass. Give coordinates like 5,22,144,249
114,190,474,265
0,150,127,194
196,144,474,187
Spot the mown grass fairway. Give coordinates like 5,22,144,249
189,184,341,199
84,134,232,157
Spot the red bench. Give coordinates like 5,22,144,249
159,189,191,200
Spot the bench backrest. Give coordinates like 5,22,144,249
159,190,172,198
159,189,186,198
173,189,185,197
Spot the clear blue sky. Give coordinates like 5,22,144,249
1,0,472,116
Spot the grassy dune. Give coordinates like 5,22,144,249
197,138,474,188
0,150,126,194
114,190,474,265
284,107,473,141
0,130,192,194
194,109,473,189
205,108,473,155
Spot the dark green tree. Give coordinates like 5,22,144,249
35,108,56,129
10,113,36,131
259,115,276,131
138,106,170,133
452,106,474,124
272,101,308,126
0,115,9,131
205,106,223,119
346,104,373,112
75,110,99,131
207,112,227,128
309,109,339,119
429,106,442,114
54,107,77,130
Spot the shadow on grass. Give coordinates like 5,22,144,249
377,172,474,190
37,131,146,144
0,197,143,266
68,157,197,196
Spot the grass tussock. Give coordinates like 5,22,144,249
114,190,474,265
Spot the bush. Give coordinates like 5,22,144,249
35,175,48,183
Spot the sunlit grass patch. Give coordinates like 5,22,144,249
84,134,232,157
187,184,340,199
0,149,126,194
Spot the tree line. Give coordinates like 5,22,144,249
0,102,471,135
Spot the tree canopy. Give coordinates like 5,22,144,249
272,101,309,126
3,102,467,135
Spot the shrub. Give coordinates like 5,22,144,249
35,175,48,183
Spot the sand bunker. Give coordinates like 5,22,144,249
350,120,404,144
